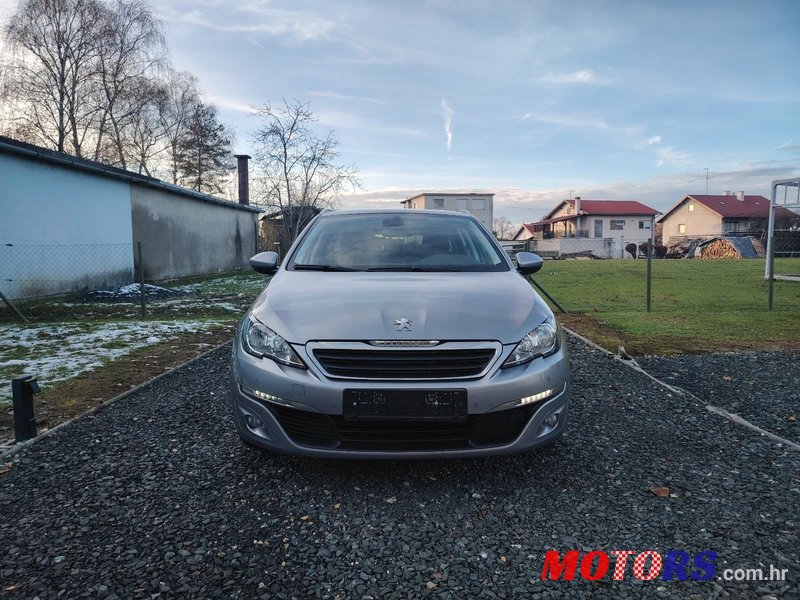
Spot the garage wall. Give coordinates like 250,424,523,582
130,185,259,280
0,153,134,299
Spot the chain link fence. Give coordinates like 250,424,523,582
0,242,266,323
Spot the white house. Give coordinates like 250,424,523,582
513,198,659,242
402,192,494,230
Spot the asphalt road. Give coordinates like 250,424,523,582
1,338,798,599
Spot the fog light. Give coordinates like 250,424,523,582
544,414,558,428
245,414,264,429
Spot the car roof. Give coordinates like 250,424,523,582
318,208,475,218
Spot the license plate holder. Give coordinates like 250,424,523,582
343,389,467,421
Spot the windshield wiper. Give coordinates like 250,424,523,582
364,266,458,272
293,264,362,272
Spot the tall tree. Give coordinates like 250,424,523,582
252,99,361,242
3,0,106,155
93,0,165,167
125,78,169,175
160,70,200,184
176,101,234,195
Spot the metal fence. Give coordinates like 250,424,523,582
0,242,256,322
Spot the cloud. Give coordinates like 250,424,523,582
520,111,609,130
206,94,254,114
647,135,662,145
311,90,380,103
441,98,454,152
179,7,335,42
655,145,690,167
539,69,597,84
316,109,426,137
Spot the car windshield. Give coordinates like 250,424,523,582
289,213,509,272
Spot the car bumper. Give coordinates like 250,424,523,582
230,330,571,458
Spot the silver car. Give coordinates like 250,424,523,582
230,209,570,458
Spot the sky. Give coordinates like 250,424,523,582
1,0,798,224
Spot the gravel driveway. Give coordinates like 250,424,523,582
639,350,800,446
1,338,798,599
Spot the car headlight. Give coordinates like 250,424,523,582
502,317,559,368
241,315,305,368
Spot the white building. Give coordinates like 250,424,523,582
513,198,659,242
402,193,494,230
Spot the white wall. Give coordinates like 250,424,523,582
586,216,653,242
529,237,642,259
0,153,134,299
405,194,494,229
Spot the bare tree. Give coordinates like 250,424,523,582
492,216,516,240
3,0,106,155
125,79,169,175
252,99,361,242
94,0,165,166
161,70,200,184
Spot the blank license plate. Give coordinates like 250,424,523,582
343,389,467,421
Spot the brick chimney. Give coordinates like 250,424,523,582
234,154,251,206
735,190,745,201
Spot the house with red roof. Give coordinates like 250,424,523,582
513,198,660,243
657,191,796,244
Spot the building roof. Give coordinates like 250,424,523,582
543,199,659,220
402,192,495,203
0,134,262,213
657,194,796,222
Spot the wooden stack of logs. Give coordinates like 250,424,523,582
699,239,741,259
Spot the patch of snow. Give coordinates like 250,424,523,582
0,320,226,404
0,359,28,367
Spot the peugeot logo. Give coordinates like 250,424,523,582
393,318,413,331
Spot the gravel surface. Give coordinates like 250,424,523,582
1,338,798,599
639,350,800,446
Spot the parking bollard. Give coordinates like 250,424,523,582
12,375,40,443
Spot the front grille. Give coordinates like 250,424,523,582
312,347,496,379
267,403,536,451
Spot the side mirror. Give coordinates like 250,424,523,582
250,251,279,275
516,252,544,275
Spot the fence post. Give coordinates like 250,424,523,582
137,241,146,318
646,237,653,312
768,236,775,312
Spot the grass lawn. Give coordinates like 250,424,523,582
0,270,268,439
534,258,800,355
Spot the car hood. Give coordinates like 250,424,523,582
250,271,552,345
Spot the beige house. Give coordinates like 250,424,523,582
513,198,659,243
402,192,493,229
658,192,795,244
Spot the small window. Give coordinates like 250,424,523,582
639,220,650,230
678,224,686,234
456,199,468,209
688,203,694,212
433,198,444,208
471,198,485,210
610,220,625,230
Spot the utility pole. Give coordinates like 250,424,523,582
703,168,709,195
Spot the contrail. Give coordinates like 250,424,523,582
441,98,453,152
